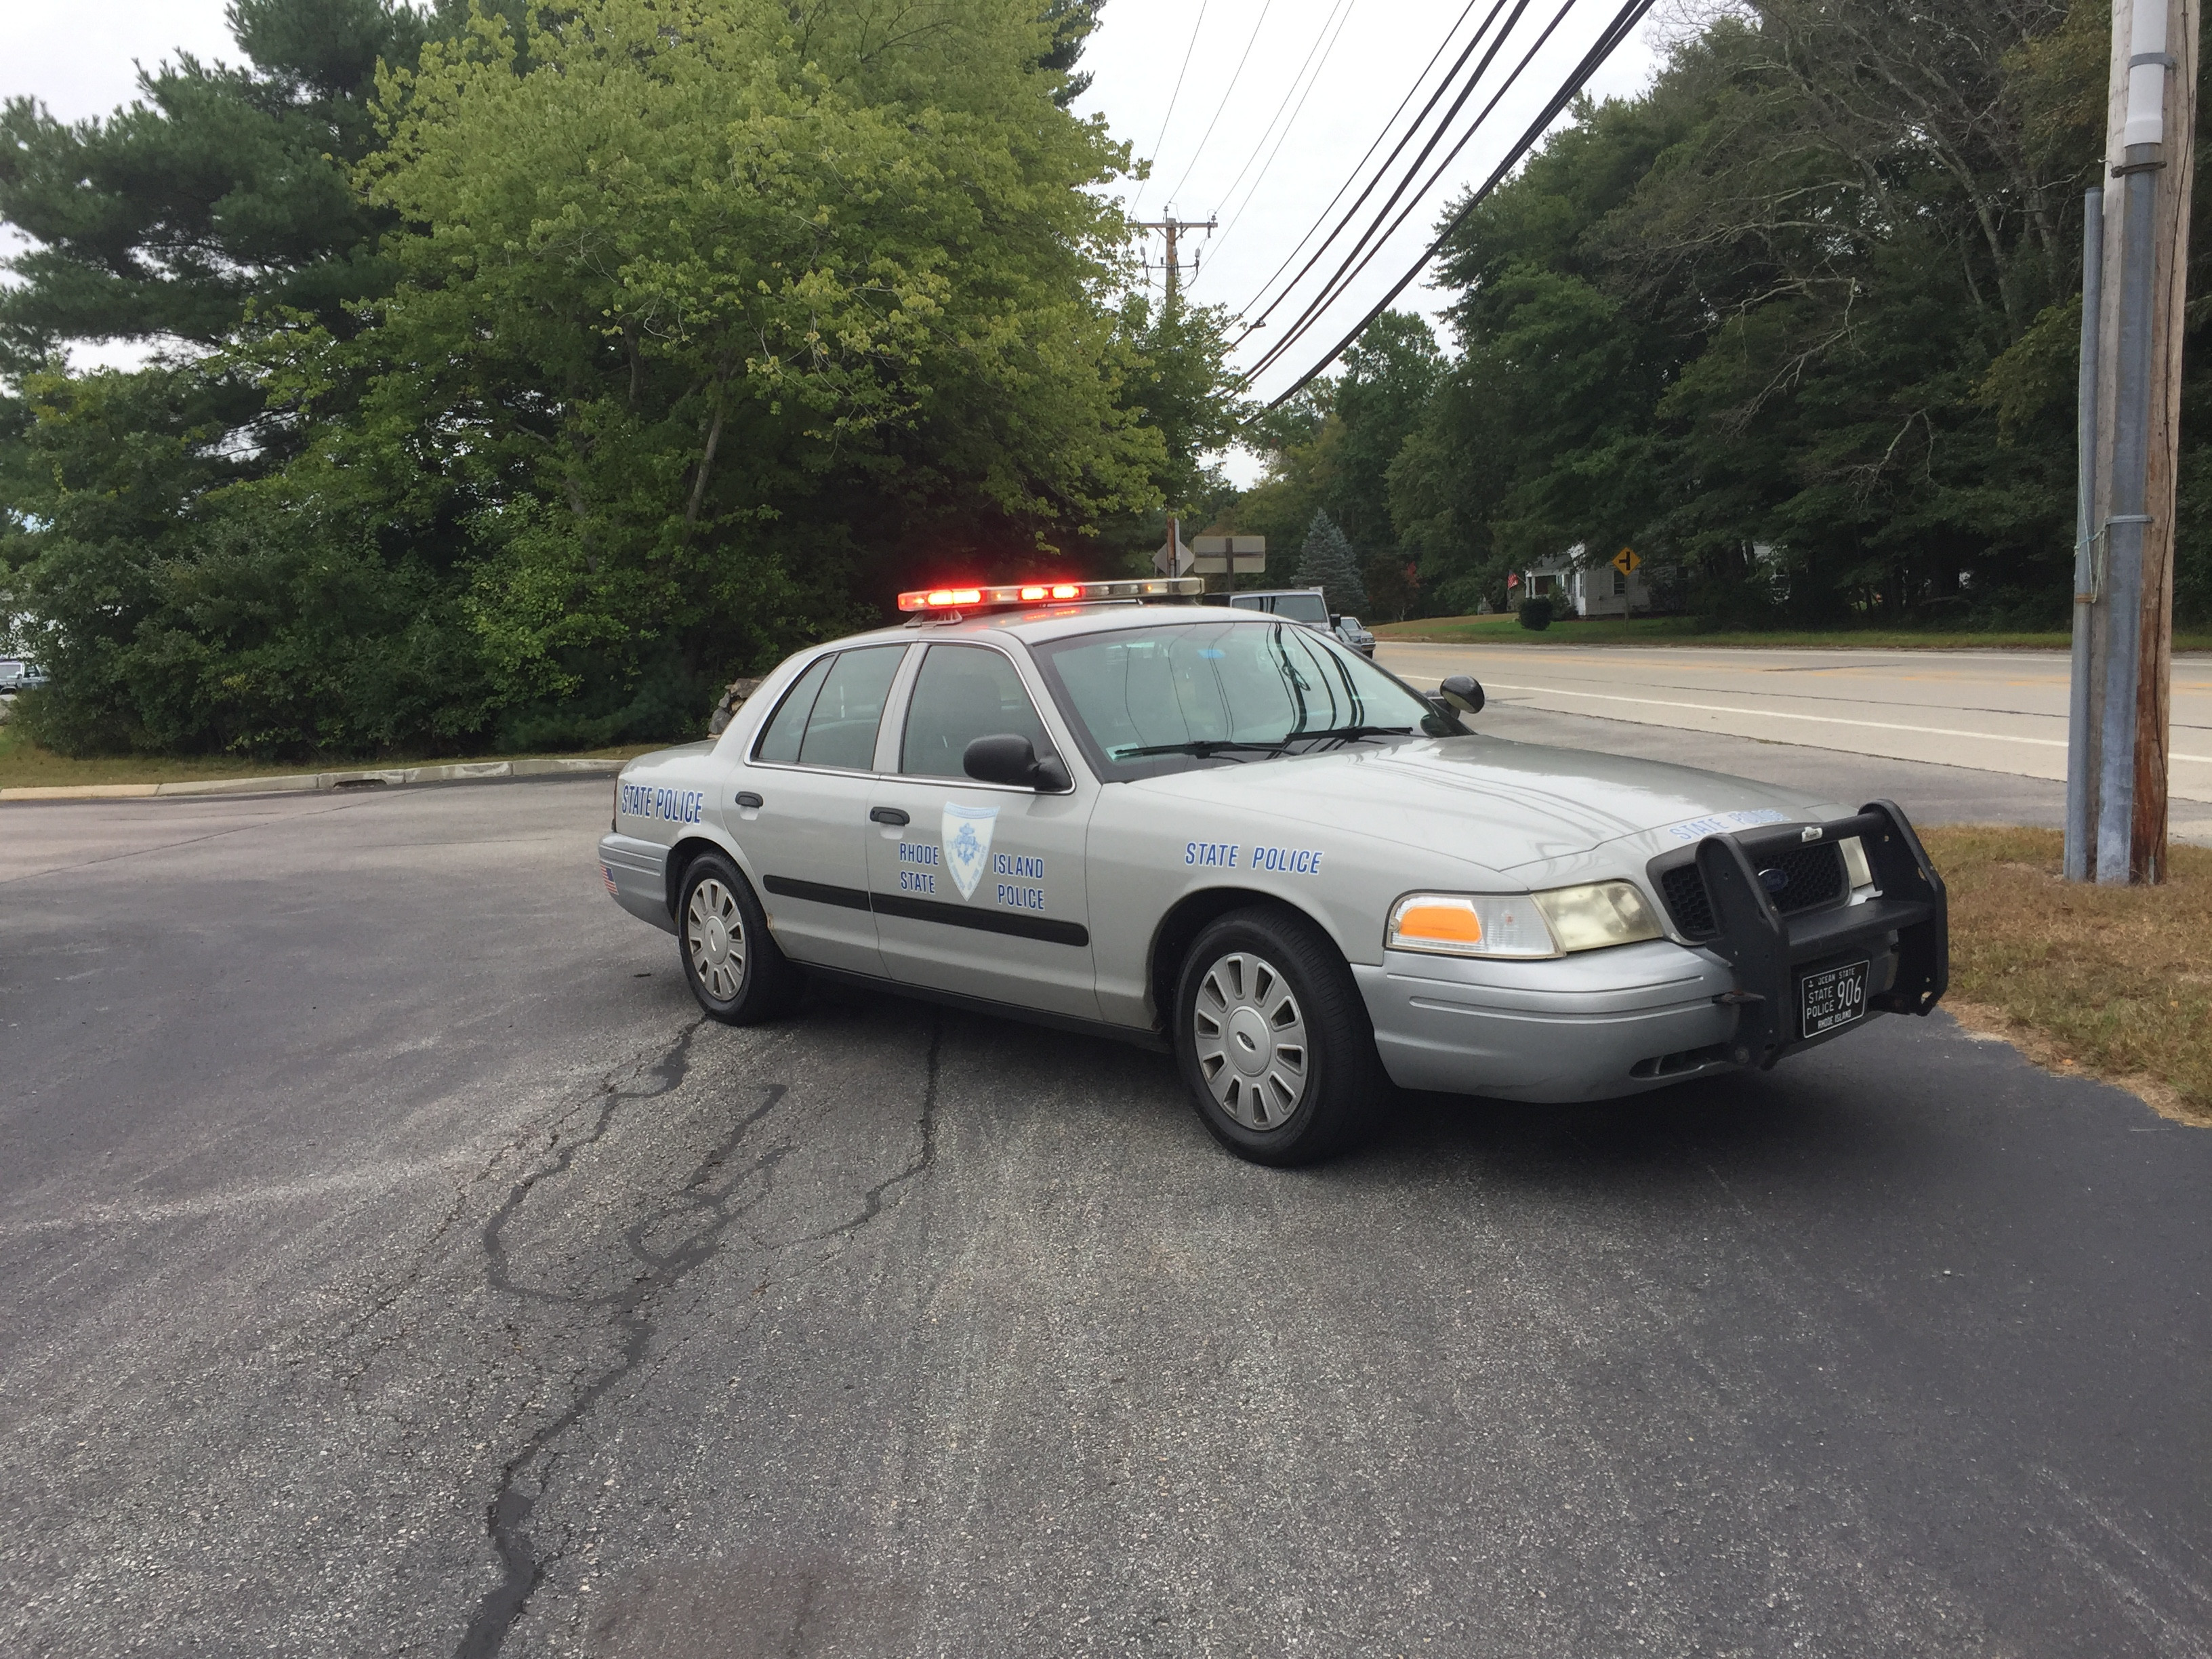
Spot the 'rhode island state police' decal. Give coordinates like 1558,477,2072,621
942,802,998,900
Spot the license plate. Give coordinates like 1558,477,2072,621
1799,960,1869,1038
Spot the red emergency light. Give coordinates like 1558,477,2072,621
897,576,1203,613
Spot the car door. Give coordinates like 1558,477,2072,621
729,643,910,975
864,640,1099,1019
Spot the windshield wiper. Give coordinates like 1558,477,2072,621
1285,724,1415,750
1113,726,1414,762
1112,739,1282,760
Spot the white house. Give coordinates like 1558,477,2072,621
1519,544,1672,618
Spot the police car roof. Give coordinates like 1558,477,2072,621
840,600,1288,651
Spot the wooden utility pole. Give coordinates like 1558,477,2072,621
1131,215,1216,306
2074,0,2198,884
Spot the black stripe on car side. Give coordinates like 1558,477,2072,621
761,874,1089,947
761,874,872,912
870,891,1090,947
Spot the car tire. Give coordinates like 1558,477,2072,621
676,851,800,1025
1172,905,1390,1166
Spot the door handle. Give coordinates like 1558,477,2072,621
735,790,764,808
869,806,910,826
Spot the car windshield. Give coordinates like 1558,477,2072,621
1031,620,1447,779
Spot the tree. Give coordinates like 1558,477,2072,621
1295,510,1365,613
6,0,1183,758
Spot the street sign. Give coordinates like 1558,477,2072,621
1612,547,1641,576
1192,534,1266,574
1153,528,1194,577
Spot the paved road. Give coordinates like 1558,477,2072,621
1380,642,2212,840
4,772,2209,1658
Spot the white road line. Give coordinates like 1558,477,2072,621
1471,681,2212,764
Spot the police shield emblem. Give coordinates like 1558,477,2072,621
941,802,998,900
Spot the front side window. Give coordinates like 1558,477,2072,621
901,644,1052,778
1032,621,1447,780
752,645,904,771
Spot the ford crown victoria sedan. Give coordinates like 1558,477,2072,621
599,577,1947,1164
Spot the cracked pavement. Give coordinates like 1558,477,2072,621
3,766,2209,1657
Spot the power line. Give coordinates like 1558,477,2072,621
1192,0,1360,280
1161,0,1276,209
1258,0,1660,407
1229,0,1486,319
1240,0,1549,381
1233,0,1525,350
1130,0,1210,209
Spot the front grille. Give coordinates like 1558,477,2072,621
1759,842,1847,910
1658,865,1715,937
1656,841,1848,940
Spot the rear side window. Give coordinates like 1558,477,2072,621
901,644,1051,777
797,646,905,770
751,646,904,769
753,656,834,764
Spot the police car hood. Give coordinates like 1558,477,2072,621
1129,734,1831,872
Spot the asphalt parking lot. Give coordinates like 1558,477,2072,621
3,722,2208,1657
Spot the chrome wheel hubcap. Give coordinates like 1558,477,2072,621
1191,951,1309,1130
686,878,745,1001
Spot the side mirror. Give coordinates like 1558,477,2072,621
963,733,1071,792
1437,674,1485,716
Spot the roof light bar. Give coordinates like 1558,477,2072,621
897,576,1204,612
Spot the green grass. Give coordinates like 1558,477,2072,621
1372,613,2212,651
0,722,668,791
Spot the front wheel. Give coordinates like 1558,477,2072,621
676,852,800,1024
1172,906,1389,1166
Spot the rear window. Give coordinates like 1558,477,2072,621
1271,592,1329,627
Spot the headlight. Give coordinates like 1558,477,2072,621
1387,881,1662,959
1532,880,1662,952
1387,894,1557,958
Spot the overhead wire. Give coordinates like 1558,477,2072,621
1256,0,1660,406
1130,0,1211,209
1239,0,1566,384
1227,0,1486,321
1232,0,1527,350
1160,0,1277,209
1192,0,1360,280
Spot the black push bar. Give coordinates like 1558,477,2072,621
1693,798,1948,1071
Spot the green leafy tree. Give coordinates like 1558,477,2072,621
1294,510,1364,613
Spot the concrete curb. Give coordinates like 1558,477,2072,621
0,755,625,804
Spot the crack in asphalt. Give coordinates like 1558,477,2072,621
453,1010,946,1658
776,1015,943,1252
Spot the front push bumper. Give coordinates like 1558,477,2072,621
1355,799,1948,1103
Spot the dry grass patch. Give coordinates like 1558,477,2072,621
1923,826,2212,1125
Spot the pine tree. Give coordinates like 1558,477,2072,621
1295,510,1366,613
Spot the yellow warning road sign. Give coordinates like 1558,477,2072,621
1612,546,1641,576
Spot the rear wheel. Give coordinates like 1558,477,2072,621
677,852,799,1024
1173,906,1389,1166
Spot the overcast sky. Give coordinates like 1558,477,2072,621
2,0,1667,471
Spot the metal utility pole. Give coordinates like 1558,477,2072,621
2072,0,2198,884
1131,215,1216,306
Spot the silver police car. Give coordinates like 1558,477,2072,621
599,577,1947,1165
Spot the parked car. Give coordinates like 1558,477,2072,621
0,659,49,692
596,575,1948,1166
1333,614,1376,657
1204,588,1333,633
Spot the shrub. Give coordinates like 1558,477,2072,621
1517,596,1554,630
